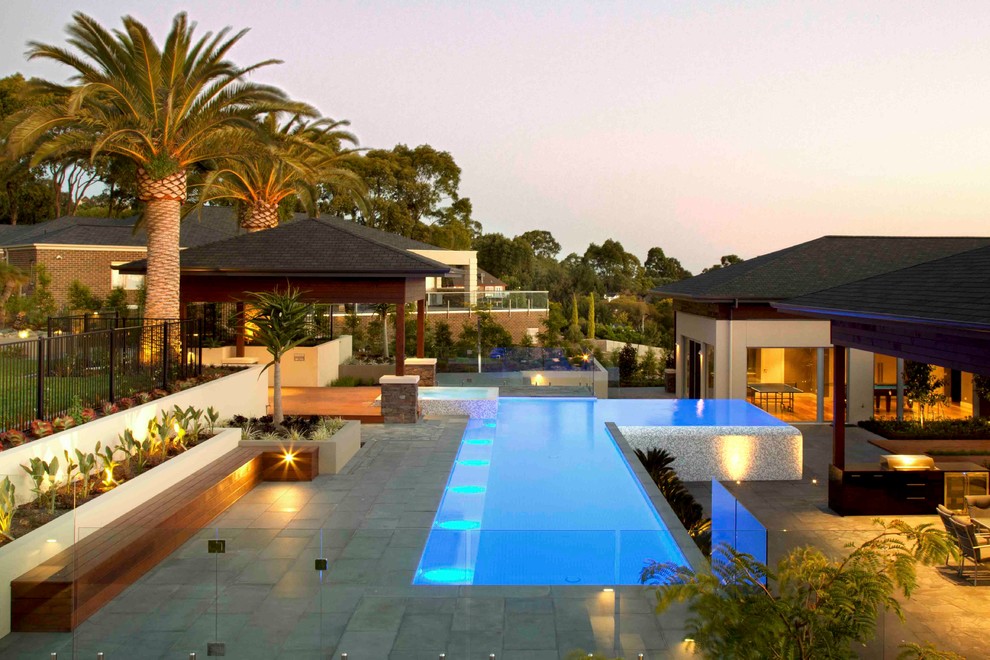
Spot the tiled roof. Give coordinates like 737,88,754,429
0,208,442,251
653,236,990,302
116,217,450,276
776,244,990,329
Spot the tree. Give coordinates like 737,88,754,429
373,303,391,358
67,280,101,312
243,287,312,425
474,232,535,286
519,229,561,259
702,254,744,273
903,361,946,426
6,12,306,320
457,308,513,354
618,343,638,385
639,347,659,380
429,320,454,360
583,239,642,293
0,262,28,326
197,113,367,231
645,246,692,286
642,519,955,660
321,143,479,249
587,292,596,340
0,74,57,225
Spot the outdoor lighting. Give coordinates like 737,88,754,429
448,485,486,494
582,353,590,362
533,373,545,386
437,520,481,531
602,587,614,592
457,459,490,467
420,567,473,583
46,539,56,544
283,452,295,464
17,329,29,339
812,478,818,485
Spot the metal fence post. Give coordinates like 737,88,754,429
161,321,170,391
36,336,45,420
108,327,116,403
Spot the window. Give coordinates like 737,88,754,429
111,263,144,291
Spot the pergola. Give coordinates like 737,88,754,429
775,244,990,469
117,217,450,376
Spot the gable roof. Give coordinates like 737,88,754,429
654,236,990,302
0,208,443,252
115,216,450,277
775,244,990,330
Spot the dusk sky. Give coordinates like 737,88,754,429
4,1,990,272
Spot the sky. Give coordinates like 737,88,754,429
4,1,990,273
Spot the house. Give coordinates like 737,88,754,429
1,210,547,341
477,269,507,292
0,209,480,308
654,236,990,423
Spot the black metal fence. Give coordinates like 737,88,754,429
1,320,203,433
185,302,338,346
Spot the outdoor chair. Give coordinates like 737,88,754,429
936,505,960,566
949,517,990,585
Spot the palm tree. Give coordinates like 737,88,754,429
196,114,368,232
244,287,313,425
5,12,309,320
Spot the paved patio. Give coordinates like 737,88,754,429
0,419,692,659
709,424,988,659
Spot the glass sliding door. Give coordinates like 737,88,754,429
746,347,827,422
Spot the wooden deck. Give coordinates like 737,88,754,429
274,386,384,423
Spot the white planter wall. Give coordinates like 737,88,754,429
0,428,242,640
203,336,354,387
0,366,267,504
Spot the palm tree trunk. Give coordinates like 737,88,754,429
143,198,182,320
240,200,280,232
137,168,186,321
273,360,283,425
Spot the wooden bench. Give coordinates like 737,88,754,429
11,448,264,632
10,445,316,632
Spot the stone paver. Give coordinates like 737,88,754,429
0,419,683,659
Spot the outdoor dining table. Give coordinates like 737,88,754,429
747,383,802,412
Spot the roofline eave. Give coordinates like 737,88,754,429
773,302,990,333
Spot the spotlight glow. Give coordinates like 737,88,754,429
421,568,474,583
448,485,486,494
437,520,481,530
464,439,492,446
457,459,490,467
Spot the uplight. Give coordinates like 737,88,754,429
46,539,57,544
283,452,295,464
17,330,29,339
602,587,614,592
464,439,492,446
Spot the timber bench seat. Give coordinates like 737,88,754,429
11,447,268,632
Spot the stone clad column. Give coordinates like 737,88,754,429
380,375,419,423
405,358,437,386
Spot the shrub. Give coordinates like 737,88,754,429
0,477,15,540
2,429,27,447
618,343,638,385
30,420,53,438
634,447,711,554
860,417,990,440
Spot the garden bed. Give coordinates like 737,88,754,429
860,417,990,440
231,415,361,475
0,366,243,449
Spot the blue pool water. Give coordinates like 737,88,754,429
414,398,777,586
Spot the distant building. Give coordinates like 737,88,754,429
477,269,506,292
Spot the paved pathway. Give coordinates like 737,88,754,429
0,420,690,659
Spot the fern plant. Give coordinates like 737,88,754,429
642,519,957,660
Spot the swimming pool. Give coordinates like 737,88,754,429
413,397,695,586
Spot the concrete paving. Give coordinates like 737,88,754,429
702,424,988,659
0,419,692,659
